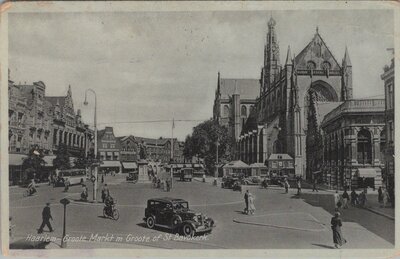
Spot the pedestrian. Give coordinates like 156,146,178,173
384,188,390,208
101,184,109,203
64,179,70,192
101,174,104,184
359,190,367,208
284,178,289,193
244,190,249,214
312,178,318,192
350,189,357,206
331,212,347,249
296,179,302,195
342,190,349,209
38,203,53,234
248,193,256,215
166,178,170,192
378,187,383,206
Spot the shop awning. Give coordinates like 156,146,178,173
358,168,377,177
43,155,56,167
312,171,322,174
9,154,27,166
100,160,121,168
193,164,203,168
122,162,137,169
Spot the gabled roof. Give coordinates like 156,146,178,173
223,160,249,168
219,79,260,100
315,102,343,126
294,31,341,71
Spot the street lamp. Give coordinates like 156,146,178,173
84,89,98,202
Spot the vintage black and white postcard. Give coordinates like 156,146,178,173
1,1,399,258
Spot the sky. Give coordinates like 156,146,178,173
9,9,394,140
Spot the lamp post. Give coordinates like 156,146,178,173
84,89,98,202
59,198,70,248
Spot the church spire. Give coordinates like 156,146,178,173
343,46,351,67
263,16,281,90
285,45,292,65
67,84,72,96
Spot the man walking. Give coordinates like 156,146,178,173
342,189,349,209
284,178,289,193
312,177,318,192
296,178,302,196
244,190,249,214
38,203,53,234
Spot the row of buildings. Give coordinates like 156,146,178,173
8,76,185,184
213,18,394,190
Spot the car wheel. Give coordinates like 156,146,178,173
146,216,155,229
181,223,194,237
171,215,182,229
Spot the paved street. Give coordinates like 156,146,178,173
10,174,394,249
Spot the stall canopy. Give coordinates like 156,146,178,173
223,160,249,169
358,168,377,178
100,161,121,167
122,162,137,169
9,154,27,166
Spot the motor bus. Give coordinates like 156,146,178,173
54,169,87,187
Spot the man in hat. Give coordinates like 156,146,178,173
38,203,53,233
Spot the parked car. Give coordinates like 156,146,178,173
180,168,193,182
221,177,239,189
143,197,215,237
241,176,262,185
126,172,138,183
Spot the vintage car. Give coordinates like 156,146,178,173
241,176,262,185
126,172,138,183
180,168,193,182
221,177,239,189
143,197,215,237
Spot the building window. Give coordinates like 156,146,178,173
388,83,394,110
357,129,372,165
223,105,230,117
103,143,108,148
111,144,115,149
389,121,394,143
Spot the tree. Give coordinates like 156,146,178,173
22,146,45,180
53,144,71,170
184,119,234,175
74,150,95,169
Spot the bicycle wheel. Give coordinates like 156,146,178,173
112,209,120,220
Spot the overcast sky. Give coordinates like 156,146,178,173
9,9,393,140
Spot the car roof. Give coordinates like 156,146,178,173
148,197,187,203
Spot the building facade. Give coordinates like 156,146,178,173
237,18,352,178
136,137,185,163
8,77,94,184
98,127,121,174
381,57,395,189
320,99,385,190
213,73,260,154
117,135,139,173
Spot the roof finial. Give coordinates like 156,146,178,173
316,26,319,34
233,80,239,95
285,45,292,65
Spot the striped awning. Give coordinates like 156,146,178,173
100,160,121,168
122,162,137,169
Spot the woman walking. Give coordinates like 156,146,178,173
248,193,256,215
331,212,347,249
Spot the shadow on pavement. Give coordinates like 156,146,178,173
312,243,335,249
298,192,394,245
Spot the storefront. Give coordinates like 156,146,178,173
99,160,121,174
9,154,27,185
222,160,250,177
121,162,137,174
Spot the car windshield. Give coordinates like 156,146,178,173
172,201,189,210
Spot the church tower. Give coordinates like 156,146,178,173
341,47,353,100
263,17,281,92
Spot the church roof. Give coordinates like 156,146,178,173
294,31,341,71
315,102,343,126
219,79,260,100
45,96,66,107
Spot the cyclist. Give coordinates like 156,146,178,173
104,194,115,216
27,179,37,196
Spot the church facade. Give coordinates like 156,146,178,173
237,18,353,178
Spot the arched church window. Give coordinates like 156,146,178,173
322,61,331,70
357,129,372,165
241,105,247,117
223,105,230,117
307,61,316,70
